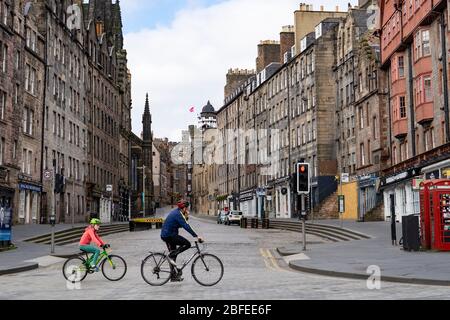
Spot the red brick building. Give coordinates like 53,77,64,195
379,0,450,220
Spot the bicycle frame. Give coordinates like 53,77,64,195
153,242,205,272
83,249,114,269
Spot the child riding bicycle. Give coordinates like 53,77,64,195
79,218,109,271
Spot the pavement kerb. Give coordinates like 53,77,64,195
287,261,450,287
0,263,39,276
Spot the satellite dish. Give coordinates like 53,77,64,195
24,2,32,16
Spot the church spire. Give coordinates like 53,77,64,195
142,93,152,141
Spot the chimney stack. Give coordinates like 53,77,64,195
280,26,295,63
256,40,281,73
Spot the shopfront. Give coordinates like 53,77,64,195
239,189,256,217
17,182,41,224
381,168,422,222
358,174,381,221
272,178,291,219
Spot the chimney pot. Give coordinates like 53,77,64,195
336,5,339,11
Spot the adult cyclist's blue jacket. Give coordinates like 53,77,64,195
161,208,198,238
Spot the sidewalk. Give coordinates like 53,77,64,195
278,219,450,286
0,224,87,275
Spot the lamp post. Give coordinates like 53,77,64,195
137,165,146,217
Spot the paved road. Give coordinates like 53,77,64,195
1,216,450,300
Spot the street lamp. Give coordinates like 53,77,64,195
137,165,146,217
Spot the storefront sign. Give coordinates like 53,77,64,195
381,168,419,188
18,183,42,193
240,190,255,202
0,207,12,241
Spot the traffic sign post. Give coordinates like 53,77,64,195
296,163,310,251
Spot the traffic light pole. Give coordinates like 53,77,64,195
301,194,306,251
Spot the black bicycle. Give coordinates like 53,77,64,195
140,241,224,287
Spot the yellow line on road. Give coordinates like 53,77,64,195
265,249,286,272
259,248,276,271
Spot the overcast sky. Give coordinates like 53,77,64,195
122,0,358,142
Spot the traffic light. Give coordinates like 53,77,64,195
296,163,310,194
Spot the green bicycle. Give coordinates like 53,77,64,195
62,245,127,283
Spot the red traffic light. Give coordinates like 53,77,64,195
299,166,306,173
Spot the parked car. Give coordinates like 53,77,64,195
225,211,243,225
217,211,229,224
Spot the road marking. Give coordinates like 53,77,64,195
259,248,276,271
265,249,287,272
259,248,287,272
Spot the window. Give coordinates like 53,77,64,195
25,64,36,94
22,107,34,136
424,76,432,102
373,116,378,140
302,124,306,144
22,149,32,175
415,74,433,104
398,56,405,78
26,28,37,52
360,143,366,166
15,50,20,70
0,137,3,165
415,29,431,60
0,90,4,120
359,107,364,129
422,30,430,56
399,96,406,118
312,119,317,140
0,42,7,73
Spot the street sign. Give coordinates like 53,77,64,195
256,188,266,196
341,173,350,183
44,170,52,181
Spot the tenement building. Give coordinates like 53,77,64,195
0,0,133,225
334,5,390,221
0,0,45,225
379,0,450,220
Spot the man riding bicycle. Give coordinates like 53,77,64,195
161,200,203,282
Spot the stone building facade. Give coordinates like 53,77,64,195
0,0,46,225
0,0,133,225
334,6,390,221
379,0,450,221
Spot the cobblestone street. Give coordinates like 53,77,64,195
2,217,450,300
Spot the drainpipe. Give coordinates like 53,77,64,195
407,46,416,157
39,8,49,224
387,66,393,168
440,12,450,143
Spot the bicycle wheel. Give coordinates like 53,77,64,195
62,257,88,283
101,255,127,281
141,253,172,286
191,254,224,287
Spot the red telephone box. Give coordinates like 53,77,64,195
428,180,450,251
419,180,433,250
